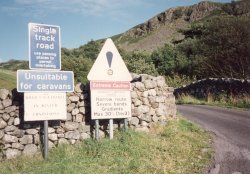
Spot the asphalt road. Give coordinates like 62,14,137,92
177,105,250,174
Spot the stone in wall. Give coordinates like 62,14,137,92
174,78,250,99
129,73,176,131
0,73,176,160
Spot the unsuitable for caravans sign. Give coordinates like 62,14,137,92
29,23,61,70
17,70,74,92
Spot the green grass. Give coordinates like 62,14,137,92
0,117,212,174
111,33,122,41
176,95,206,105
116,34,146,45
165,74,197,88
177,94,250,109
0,70,16,90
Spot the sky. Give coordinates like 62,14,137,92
0,0,232,63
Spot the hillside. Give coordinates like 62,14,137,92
55,0,250,84
111,0,250,53
1,0,250,86
0,70,16,90
0,59,28,90
0,59,28,71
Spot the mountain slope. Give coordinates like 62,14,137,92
112,0,250,53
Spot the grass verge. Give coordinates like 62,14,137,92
0,70,16,90
0,117,212,174
177,94,250,110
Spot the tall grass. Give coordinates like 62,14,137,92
165,74,196,88
177,93,250,109
0,118,212,174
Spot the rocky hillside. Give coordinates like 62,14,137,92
112,0,250,53
0,59,28,70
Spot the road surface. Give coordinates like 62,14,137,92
177,105,250,174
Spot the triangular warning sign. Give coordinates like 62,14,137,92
87,38,132,81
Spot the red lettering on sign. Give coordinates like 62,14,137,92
90,81,130,90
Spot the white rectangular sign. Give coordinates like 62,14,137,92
91,90,131,119
24,93,66,121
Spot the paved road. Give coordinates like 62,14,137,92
177,105,250,174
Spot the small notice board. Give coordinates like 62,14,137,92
90,81,131,119
24,93,66,121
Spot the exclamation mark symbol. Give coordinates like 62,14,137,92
106,51,113,75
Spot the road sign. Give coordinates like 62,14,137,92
26,22,66,160
24,93,66,121
87,38,132,81
29,23,61,70
90,81,131,119
17,70,74,92
88,39,132,120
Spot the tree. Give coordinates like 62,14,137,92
78,40,101,60
122,51,158,76
197,16,250,78
62,56,93,84
176,38,204,77
17,61,29,70
61,40,101,83
151,44,188,76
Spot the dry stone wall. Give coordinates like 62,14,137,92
174,78,250,99
0,74,176,160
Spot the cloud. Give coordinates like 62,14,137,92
2,0,150,18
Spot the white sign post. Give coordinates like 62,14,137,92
87,38,132,139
